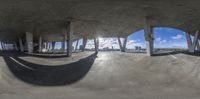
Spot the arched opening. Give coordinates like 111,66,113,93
126,29,146,53
85,39,95,51
98,37,120,51
153,27,187,53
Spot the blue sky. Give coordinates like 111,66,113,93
126,27,187,49
54,27,188,49
153,27,187,48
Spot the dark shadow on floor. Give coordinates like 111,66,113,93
152,51,183,56
2,51,97,86
181,51,200,56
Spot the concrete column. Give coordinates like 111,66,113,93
122,37,127,52
52,42,56,51
117,37,123,51
14,42,18,51
144,17,154,56
186,32,192,50
118,37,127,52
19,38,24,52
45,42,48,50
26,32,33,53
67,22,73,57
82,37,87,52
75,39,79,52
0,41,2,50
94,37,99,53
49,42,52,51
1,42,4,50
2,42,6,50
196,40,200,51
62,35,66,52
39,36,42,53
188,30,199,53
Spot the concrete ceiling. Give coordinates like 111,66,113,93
0,0,199,41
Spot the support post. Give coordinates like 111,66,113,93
2,42,6,50
196,39,200,51
45,42,48,51
144,17,154,56
52,42,56,51
117,37,123,51
26,32,33,53
82,36,87,52
62,35,66,53
19,38,24,52
75,39,79,52
188,30,199,53
67,22,73,57
186,32,192,50
39,36,42,53
94,37,99,53
14,42,18,51
122,37,127,52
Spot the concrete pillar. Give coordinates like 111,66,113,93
1,42,4,50
39,36,42,53
144,17,154,56
2,42,6,50
45,42,48,50
186,32,192,50
122,37,127,52
14,42,18,51
188,30,199,53
52,42,56,51
196,40,200,51
26,32,33,53
67,22,73,57
75,39,79,52
118,37,127,52
19,38,24,52
62,35,66,52
94,37,99,53
82,37,87,52
0,41,2,50
49,42,52,51
117,37,123,51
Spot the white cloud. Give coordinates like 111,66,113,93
126,40,145,49
171,34,183,40
155,37,161,41
85,38,146,49
161,40,166,43
155,37,167,44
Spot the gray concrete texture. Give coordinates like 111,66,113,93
0,52,200,98
0,0,200,41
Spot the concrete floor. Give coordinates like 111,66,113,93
0,51,200,98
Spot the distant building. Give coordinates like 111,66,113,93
135,46,142,51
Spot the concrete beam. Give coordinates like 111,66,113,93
67,22,73,57
144,17,154,56
26,32,33,53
